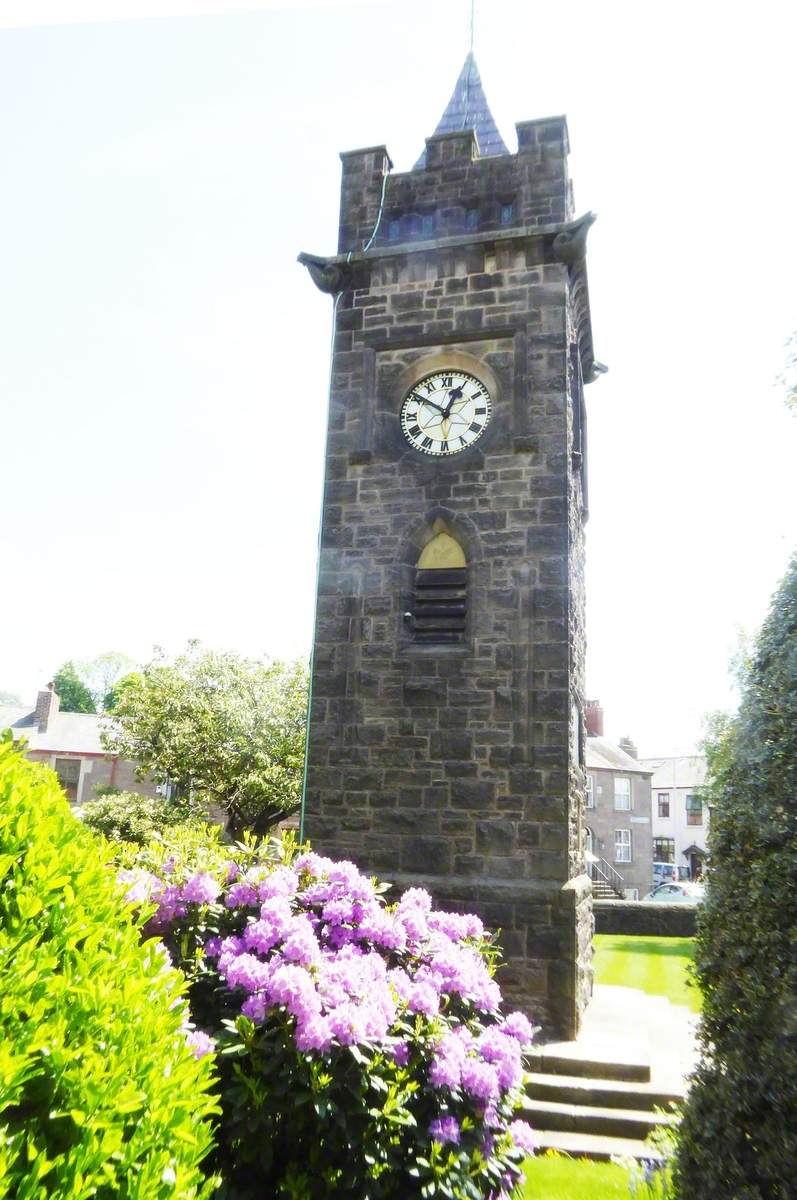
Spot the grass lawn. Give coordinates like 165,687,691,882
593,934,701,1012
520,1153,634,1198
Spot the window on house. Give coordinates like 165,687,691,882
584,827,593,857
615,829,631,863
421,213,435,238
465,207,479,229
614,777,631,811
585,774,594,809
54,757,81,803
654,837,675,863
411,528,467,644
686,794,703,826
388,218,401,240
500,202,514,225
657,792,670,818
570,701,581,763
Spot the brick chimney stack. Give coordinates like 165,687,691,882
584,699,604,737
35,682,60,733
619,736,638,761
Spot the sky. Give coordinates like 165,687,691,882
1,0,795,756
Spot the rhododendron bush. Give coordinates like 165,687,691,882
121,833,536,1199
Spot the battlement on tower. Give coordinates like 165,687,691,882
337,117,573,256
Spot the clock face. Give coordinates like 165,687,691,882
400,369,492,457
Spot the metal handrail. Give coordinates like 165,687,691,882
587,855,625,896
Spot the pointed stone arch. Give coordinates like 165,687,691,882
416,522,467,570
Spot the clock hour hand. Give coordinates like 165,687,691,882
445,385,464,415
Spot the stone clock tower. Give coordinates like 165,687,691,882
299,55,600,1039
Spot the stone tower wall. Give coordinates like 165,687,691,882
305,119,593,1039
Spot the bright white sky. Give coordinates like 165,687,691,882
1,0,795,756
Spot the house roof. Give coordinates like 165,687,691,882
415,52,509,168
638,755,707,789
0,705,111,755
585,735,654,775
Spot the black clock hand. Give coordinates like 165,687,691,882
445,386,464,415
420,397,448,416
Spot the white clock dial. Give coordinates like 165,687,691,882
400,370,492,456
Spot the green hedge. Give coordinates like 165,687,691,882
674,555,797,1199
79,790,209,847
0,736,218,1199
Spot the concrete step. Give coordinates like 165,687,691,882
528,1048,651,1083
533,1128,665,1163
524,1097,677,1143
527,1071,683,1113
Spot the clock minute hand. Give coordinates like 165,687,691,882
421,397,448,416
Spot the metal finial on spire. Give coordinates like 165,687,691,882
469,0,475,55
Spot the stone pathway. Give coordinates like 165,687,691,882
523,984,699,1161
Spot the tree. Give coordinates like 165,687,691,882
674,554,797,1199
53,662,96,713
75,651,136,711
102,643,308,835
778,330,797,411
103,671,140,713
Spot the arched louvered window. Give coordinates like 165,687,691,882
412,529,467,644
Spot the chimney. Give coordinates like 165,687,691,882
35,682,60,733
584,699,603,737
619,736,638,761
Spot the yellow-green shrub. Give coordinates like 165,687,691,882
0,735,218,1199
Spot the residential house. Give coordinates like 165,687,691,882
583,700,654,899
0,682,158,805
638,754,708,880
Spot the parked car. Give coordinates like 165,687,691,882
652,862,691,886
641,882,705,903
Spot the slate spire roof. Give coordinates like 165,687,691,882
415,52,509,169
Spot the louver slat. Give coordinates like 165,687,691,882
413,568,467,644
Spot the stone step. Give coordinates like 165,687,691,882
524,1097,677,1143
533,1128,665,1163
528,1048,651,1083
527,1071,683,1113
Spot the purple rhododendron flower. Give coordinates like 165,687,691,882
407,980,439,1018
225,882,258,908
508,1119,537,1154
391,1040,410,1066
281,918,321,966
429,1116,460,1145
185,1029,215,1059
460,1057,500,1104
501,1011,534,1045
181,872,221,905
118,868,160,906
429,1032,467,1090
224,952,272,994
295,1012,334,1052
258,866,299,900
478,1027,523,1090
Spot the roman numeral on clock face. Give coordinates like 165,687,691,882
421,436,433,449
408,425,421,438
